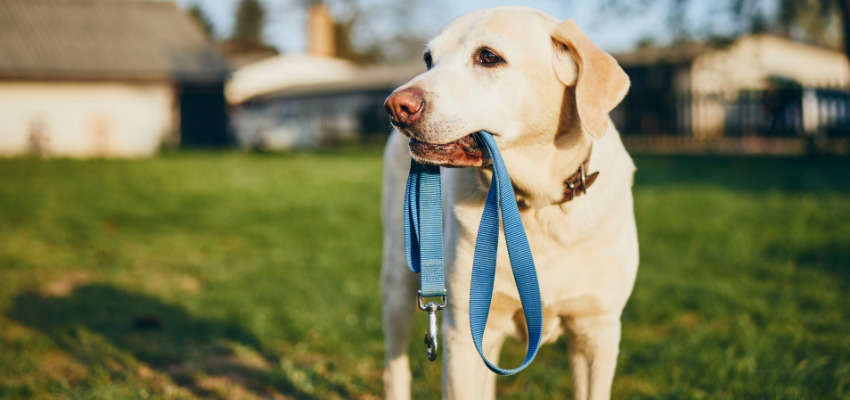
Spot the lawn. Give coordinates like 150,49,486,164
0,150,848,400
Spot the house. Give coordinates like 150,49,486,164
0,0,231,158
227,4,424,150
229,56,423,149
611,34,850,140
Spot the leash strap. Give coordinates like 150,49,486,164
403,131,543,375
403,161,444,297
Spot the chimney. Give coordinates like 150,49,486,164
308,4,335,57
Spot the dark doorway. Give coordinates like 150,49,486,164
179,83,230,147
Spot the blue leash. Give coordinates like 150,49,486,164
404,131,543,375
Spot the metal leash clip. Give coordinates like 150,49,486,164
418,290,447,362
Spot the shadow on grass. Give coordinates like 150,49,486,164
632,155,850,194
6,284,320,400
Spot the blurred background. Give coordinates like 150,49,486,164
0,0,848,399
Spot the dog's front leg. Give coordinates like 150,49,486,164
565,314,622,400
441,306,508,400
381,262,418,400
381,251,419,400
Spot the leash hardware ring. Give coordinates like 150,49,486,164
418,290,446,362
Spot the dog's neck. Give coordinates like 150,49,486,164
477,129,594,209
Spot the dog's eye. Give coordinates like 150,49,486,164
424,52,433,70
478,49,504,66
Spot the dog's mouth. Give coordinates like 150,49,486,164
409,133,491,167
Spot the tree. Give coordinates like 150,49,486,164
838,1,850,59
605,0,850,61
778,0,850,59
220,0,278,60
187,3,215,39
230,0,271,51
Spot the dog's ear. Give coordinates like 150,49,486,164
551,19,630,139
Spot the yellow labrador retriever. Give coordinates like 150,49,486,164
381,6,638,400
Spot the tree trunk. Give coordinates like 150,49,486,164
838,0,850,139
838,0,850,62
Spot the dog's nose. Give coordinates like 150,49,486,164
384,88,425,126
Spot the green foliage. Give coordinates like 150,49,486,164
607,0,846,51
187,3,216,40
232,0,266,47
0,152,848,399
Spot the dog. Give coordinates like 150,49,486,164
380,7,638,400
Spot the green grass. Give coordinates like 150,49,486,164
0,151,848,399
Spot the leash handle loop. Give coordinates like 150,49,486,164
469,132,543,375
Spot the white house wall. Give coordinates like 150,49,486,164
0,81,174,157
691,35,850,93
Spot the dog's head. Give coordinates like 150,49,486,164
384,7,629,168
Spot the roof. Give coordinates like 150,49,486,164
226,53,426,104
226,53,357,103
691,34,850,91
272,63,426,97
0,0,230,82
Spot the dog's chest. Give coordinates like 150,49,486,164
448,197,608,303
